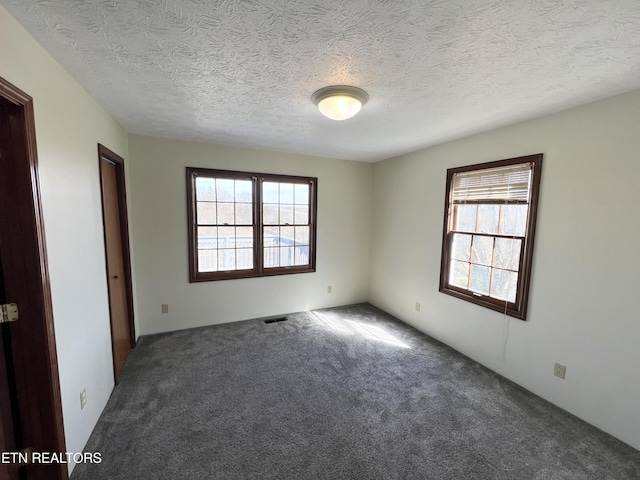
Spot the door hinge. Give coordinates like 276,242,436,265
0,303,19,323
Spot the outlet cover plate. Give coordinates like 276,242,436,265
554,363,566,379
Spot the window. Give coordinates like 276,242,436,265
439,154,543,319
186,168,317,282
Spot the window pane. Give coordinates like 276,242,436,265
235,180,252,202
295,206,309,224
236,227,253,248
469,264,490,295
198,250,218,272
280,183,294,204
197,227,218,249
280,246,294,266
196,202,216,224
196,177,215,201
295,226,309,245
195,225,255,272
264,247,278,267
471,236,493,266
449,260,469,290
218,249,236,270
295,246,309,266
502,204,528,236
280,205,294,225
235,203,252,225
263,204,278,225
236,248,253,270
218,226,235,248
264,226,279,246
491,269,518,302
477,205,500,234
280,226,294,243
263,182,279,203
454,205,477,232
295,184,309,205
216,178,234,202
494,238,521,271
217,203,234,225
451,233,471,262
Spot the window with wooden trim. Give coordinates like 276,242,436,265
439,154,543,319
186,168,317,282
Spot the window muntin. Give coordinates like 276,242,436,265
187,168,317,282
439,155,543,320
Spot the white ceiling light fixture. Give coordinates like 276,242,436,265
311,85,369,121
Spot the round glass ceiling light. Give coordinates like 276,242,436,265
311,85,369,121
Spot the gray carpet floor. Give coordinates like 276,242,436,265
71,303,640,479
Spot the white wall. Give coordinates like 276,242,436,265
0,5,130,474
128,135,372,335
369,89,640,450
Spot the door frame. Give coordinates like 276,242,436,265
97,144,136,380
0,78,67,478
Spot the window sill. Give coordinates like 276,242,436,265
189,266,316,283
439,285,526,320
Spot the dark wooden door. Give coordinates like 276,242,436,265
0,261,19,480
0,77,66,480
0,96,23,480
99,156,133,381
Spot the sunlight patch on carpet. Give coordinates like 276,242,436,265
311,311,411,349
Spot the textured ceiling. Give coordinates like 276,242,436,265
3,0,640,162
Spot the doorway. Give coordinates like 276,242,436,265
0,78,66,479
98,145,135,382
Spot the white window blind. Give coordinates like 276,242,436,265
451,163,532,204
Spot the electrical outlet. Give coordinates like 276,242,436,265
415,302,421,312
327,285,332,294
554,363,566,379
80,389,87,409
161,304,169,314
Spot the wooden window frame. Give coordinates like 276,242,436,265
439,154,543,320
187,167,317,282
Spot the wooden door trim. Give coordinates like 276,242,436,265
97,144,136,362
0,77,67,479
